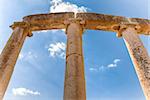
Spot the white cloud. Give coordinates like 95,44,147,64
107,59,121,68
50,0,88,14
89,59,121,72
89,66,106,72
114,59,121,64
89,68,98,71
107,63,117,68
48,42,66,59
49,0,88,33
12,88,40,96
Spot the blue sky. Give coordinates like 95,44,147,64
0,0,150,100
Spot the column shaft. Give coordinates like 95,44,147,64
64,21,86,100
122,27,150,100
0,27,28,99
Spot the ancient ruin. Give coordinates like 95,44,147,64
0,12,150,100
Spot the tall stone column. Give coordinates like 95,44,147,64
121,26,150,100
0,23,31,99
64,19,86,100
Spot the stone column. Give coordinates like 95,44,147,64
0,24,30,99
64,19,86,100
121,26,150,100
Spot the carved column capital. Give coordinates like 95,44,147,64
10,22,33,37
64,18,85,34
112,24,141,37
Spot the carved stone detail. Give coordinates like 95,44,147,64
10,22,33,37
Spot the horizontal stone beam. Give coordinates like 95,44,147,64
10,12,150,35
22,12,74,31
76,13,150,35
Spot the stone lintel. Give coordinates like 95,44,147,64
10,12,150,36
23,12,74,31
76,13,150,35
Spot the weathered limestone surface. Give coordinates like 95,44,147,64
122,27,150,100
64,19,86,100
19,12,150,35
77,13,150,35
0,27,28,99
23,12,74,31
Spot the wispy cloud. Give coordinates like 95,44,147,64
48,42,66,59
89,59,121,72
89,67,98,72
50,0,88,13
12,88,40,96
18,51,46,75
89,66,105,72
107,59,121,68
18,52,38,60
